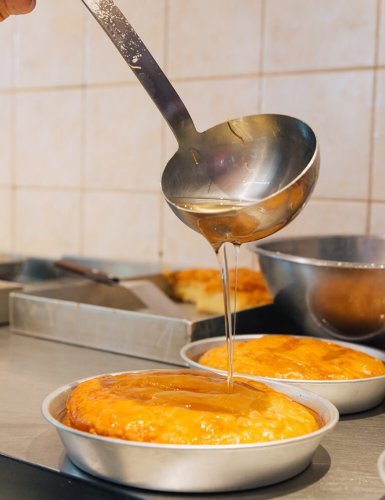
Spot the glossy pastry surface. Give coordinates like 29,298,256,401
198,335,385,380
65,369,320,444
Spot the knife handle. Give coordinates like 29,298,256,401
54,259,119,286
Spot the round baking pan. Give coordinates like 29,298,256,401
42,370,338,493
180,335,385,415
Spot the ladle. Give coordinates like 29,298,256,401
82,0,320,382
81,0,320,248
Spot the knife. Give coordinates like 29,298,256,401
54,259,184,318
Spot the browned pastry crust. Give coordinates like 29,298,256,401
64,370,320,445
165,267,272,314
199,335,385,380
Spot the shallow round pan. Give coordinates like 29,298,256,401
180,335,385,415
42,370,338,493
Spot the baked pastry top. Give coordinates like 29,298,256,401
65,370,320,445
165,267,272,314
198,335,385,380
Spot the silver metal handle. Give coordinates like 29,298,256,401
81,0,197,144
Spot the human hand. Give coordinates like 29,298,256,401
0,0,36,21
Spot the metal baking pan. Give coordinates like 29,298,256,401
0,255,24,281
9,271,284,365
9,275,251,364
42,369,339,493
181,334,385,414
0,281,23,324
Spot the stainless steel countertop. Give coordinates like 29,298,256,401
1,327,385,499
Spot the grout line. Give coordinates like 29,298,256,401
366,0,383,234
79,98,86,255
12,17,19,89
258,0,266,114
78,8,88,256
9,91,17,253
1,64,385,96
9,17,18,252
175,64,385,79
157,0,170,267
309,197,373,204
4,184,159,195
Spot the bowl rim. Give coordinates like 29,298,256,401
251,234,385,270
180,334,385,386
41,368,339,451
163,113,319,206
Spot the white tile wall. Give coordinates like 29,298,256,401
15,0,84,88
274,199,368,238
15,89,82,187
14,189,81,257
168,0,263,79
0,17,13,89
379,0,385,65
261,71,373,200
373,69,385,201
0,93,12,186
0,188,12,252
0,0,384,267
370,202,385,233
264,0,377,72
84,85,163,191
83,191,161,261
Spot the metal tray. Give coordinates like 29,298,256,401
9,276,269,365
0,255,24,281
0,281,23,324
8,256,299,364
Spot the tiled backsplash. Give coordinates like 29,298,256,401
0,0,384,268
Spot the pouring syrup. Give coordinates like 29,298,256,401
166,194,296,386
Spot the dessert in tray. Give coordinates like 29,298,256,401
165,267,273,314
43,368,338,492
197,334,385,381
180,334,385,414
64,370,320,444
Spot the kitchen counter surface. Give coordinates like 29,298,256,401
1,326,385,499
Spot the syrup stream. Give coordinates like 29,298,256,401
216,242,240,388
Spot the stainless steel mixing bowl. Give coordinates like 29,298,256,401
250,235,385,345
42,370,338,493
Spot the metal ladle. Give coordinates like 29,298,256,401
81,0,320,247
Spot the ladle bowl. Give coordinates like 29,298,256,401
162,114,319,246
81,0,320,246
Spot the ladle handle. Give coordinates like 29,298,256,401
81,0,197,144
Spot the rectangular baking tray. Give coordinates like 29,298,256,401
8,273,287,365
8,255,298,365
0,281,23,324
8,276,231,365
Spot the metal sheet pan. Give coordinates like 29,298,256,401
9,273,283,365
9,277,234,364
0,255,24,281
0,281,23,324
